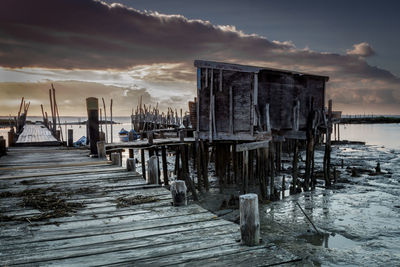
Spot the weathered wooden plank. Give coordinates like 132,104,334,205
15,125,58,145
1,220,236,265
236,140,270,152
1,211,221,246
9,232,241,266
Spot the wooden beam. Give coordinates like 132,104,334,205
281,130,306,140
236,140,270,152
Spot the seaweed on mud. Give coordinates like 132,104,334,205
115,195,159,208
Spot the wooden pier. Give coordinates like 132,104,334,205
15,124,60,146
0,145,296,266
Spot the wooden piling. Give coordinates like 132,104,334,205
127,158,136,172
161,146,169,186
291,140,299,194
269,143,276,200
55,130,61,141
67,129,73,147
242,150,249,194
86,97,100,155
111,152,121,166
0,137,6,157
97,141,106,158
239,193,260,246
141,149,146,180
7,130,15,147
171,180,187,206
180,144,198,201
200,140,209,191
147,155,159,184
323,100,333,188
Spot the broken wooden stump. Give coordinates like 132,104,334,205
111,152,121,166
375,162,381,173
7,129,15,147
97,141,106,158
147,155,159,185
126,158,136,172
240,193,260,246
171,180,187,206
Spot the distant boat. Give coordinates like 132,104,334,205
119,128,129,142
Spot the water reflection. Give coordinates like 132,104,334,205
339,123,400,149
299,232,357,249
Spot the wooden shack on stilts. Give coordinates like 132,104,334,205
193,60,331,200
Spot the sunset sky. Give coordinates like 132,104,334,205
1,0,399,116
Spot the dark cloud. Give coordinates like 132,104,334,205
1,0,400,114
0,0,288,69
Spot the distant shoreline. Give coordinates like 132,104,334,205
339,116,400,124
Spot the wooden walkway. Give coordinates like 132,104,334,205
0,146,295,266
16,124,60,146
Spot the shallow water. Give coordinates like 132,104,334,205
260,124,400,266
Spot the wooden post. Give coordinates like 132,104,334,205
97,141,106,158
242,150,249,194
110,99,113,143
68,129,73,147
180,144,198,201
174,147,180,179
179,130,184,142
111,152,121,166
147,155,159,184
86,97,100,155
141,149,146,180
102,98,108,143
269,142,275,200
233,142,238,184
200,140,209,191
196,142,203,190
55,130,61,141
240,194,260,246
127,158,136,172
7,130,14,147
282,175,285,199
171,180,187,206
161,146,169,186
129,149,134,158
323,100,333,188
148,131,154,145
128,130,134,141
0,137,6,157
291,140,299,194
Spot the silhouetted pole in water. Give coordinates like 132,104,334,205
102,98,108,143
86,97,100,155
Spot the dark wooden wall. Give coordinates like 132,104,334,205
198,67,326,140
198,68,253,139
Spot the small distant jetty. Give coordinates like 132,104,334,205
339,116,400,124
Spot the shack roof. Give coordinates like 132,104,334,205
194,60,329,81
